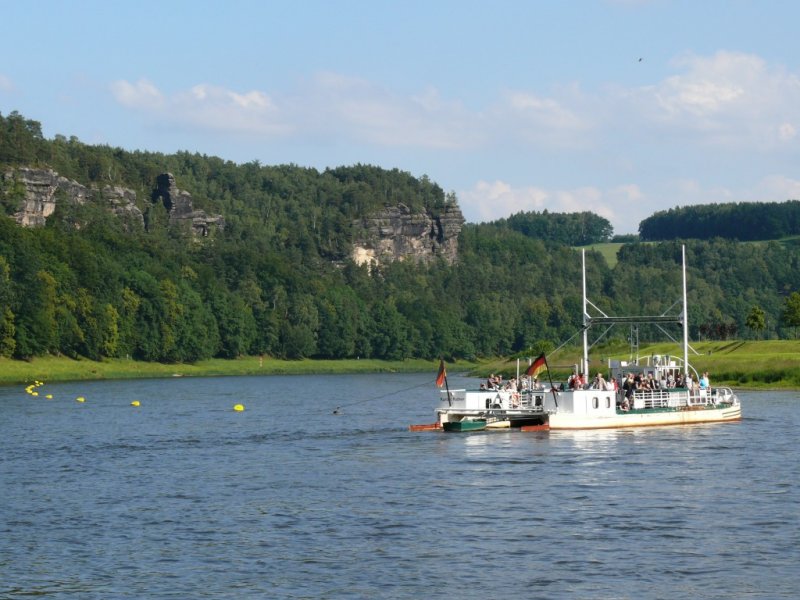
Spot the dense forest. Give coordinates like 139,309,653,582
2,110,800,364
639,201,800,241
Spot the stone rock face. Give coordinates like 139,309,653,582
152,173,225,236
351,202,465,267
99,185,144,228
4,168,89,227
2,167,144,228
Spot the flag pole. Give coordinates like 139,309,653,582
544,355,559,408
437,358,452,406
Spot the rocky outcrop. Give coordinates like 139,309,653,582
151,173,225,236
99,185,145,228
351,202,465,267
2,168,224,236
2,167,144,229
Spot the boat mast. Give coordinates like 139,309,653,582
682,244,689,381
582,249,589,374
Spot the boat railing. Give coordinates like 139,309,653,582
632,386,735,409
707,386,738,404
631,389,673,409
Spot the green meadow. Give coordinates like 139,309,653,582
0,356,478,386
475,339,800,390
1,340,798,389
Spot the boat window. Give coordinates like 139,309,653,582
592,397,599,409
606,397,611,408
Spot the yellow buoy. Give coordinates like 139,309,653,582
76,396,85,403
45,394,53,399
131,400,141,407
233,404,245,412
31,392,38,396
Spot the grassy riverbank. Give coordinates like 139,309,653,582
1,339,797,389
0,356,480,386
479,339,800,390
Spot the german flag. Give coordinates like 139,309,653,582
435,359,447,388
526,353,547,378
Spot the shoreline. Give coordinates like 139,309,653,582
0,342,800,391
0,356,481,387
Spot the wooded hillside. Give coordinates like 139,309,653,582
639,201,800,241
3,110,800,364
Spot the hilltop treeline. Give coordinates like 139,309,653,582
640,201,800,241
3,110,800,364
491,210,613,245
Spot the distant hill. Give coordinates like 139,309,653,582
3,110,800,366
639,201,800,241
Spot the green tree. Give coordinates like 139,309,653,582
745,305,766,339
15,270,59,357
0,256,15,357
781,292,800,338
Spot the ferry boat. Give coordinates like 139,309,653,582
420,245,741,431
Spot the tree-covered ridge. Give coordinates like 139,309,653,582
639,200,800,241
490,210,614,245
3,110,800,365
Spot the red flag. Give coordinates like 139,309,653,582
436,359,447,388
526,353,547,378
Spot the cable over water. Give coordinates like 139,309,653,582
330,378,436,414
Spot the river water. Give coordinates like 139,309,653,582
0,374,798,599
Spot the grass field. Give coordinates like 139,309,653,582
1,340,796,389
0,355,478,386
489,339,800,389
583,242,624,268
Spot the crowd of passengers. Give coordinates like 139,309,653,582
567,370,710,392
480,370,712,412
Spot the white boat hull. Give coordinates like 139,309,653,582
548,403,741,430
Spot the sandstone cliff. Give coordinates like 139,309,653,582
4,167,462,264
2,168,225,236
151,173,225,237
351,202,465,267
2,167,144,228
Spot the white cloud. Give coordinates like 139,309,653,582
778,122,797,141
110,78,288,136
758,175,800,200
110,78,164,110
111,50,800,153
0,74,15,93
295,73,480,149
627,51,800,147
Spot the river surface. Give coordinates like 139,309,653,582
0,374,798,599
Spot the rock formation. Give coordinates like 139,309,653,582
2,167,144,229
351,202,465,267
2,168,225,236
151,173,225,236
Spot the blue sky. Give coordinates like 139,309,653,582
2,0,800,234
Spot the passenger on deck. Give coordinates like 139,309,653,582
700,371,710,390
591,373,607,390
569,372,586,390
487,374,498,389
646,373,659,390
621,373,635,407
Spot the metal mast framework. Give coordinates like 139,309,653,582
581,245,692,379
